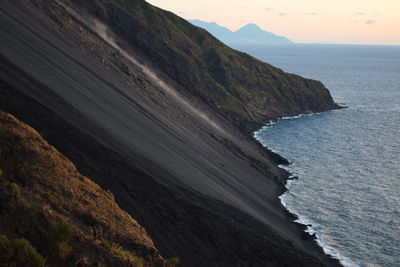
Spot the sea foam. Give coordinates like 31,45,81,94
255,116,361,267
279,176,361,267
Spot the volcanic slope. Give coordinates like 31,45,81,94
0,111,163,267
0,0,339,266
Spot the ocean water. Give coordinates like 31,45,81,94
240,44,400,266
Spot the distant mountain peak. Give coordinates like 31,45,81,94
239,23,260,30
189,19,293,45
236,23,266,35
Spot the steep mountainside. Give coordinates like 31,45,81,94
0,111,163,267
189,20,293,45
0,0,340,266
72,0,338,130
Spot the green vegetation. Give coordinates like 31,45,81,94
42,191,58,203
51,219,73,245
0,235,46,267
109,243,142,265
132,256,144,267
0,111,163,266
49,218,73,260
9,182,20,196
80,0,336,126
97,241,143,266
164,257,180,267
99,239,112,250
54,241,72,260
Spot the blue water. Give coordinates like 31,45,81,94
237,44,400,266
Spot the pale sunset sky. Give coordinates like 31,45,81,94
146,0,400,45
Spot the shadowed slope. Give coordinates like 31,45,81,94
0,75,339,267
0,0,340,266
0,111,163,267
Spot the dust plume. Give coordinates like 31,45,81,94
56,0,227,136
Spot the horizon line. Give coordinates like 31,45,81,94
188,19,400,47
245,42,400,46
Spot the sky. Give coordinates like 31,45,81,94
146,0,400,45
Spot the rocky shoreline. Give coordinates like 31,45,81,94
0,0,342,266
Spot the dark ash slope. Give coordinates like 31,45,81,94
73,0,338,130
0,0,340,266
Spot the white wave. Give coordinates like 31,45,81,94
280,114,305,120
254,112,317,138
279,169,361,267
278,164,292,172
312,229,361,267
280,111,324,121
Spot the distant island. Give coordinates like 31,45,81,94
189,19,293,45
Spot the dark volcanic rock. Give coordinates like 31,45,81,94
72,0,340,127
0,0,341,266
0,77,338,267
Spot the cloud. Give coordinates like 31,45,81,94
366,19,376,24
355,12,364,15
307,12,319,16
277,13,287,16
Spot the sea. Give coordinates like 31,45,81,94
233,44,400,266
